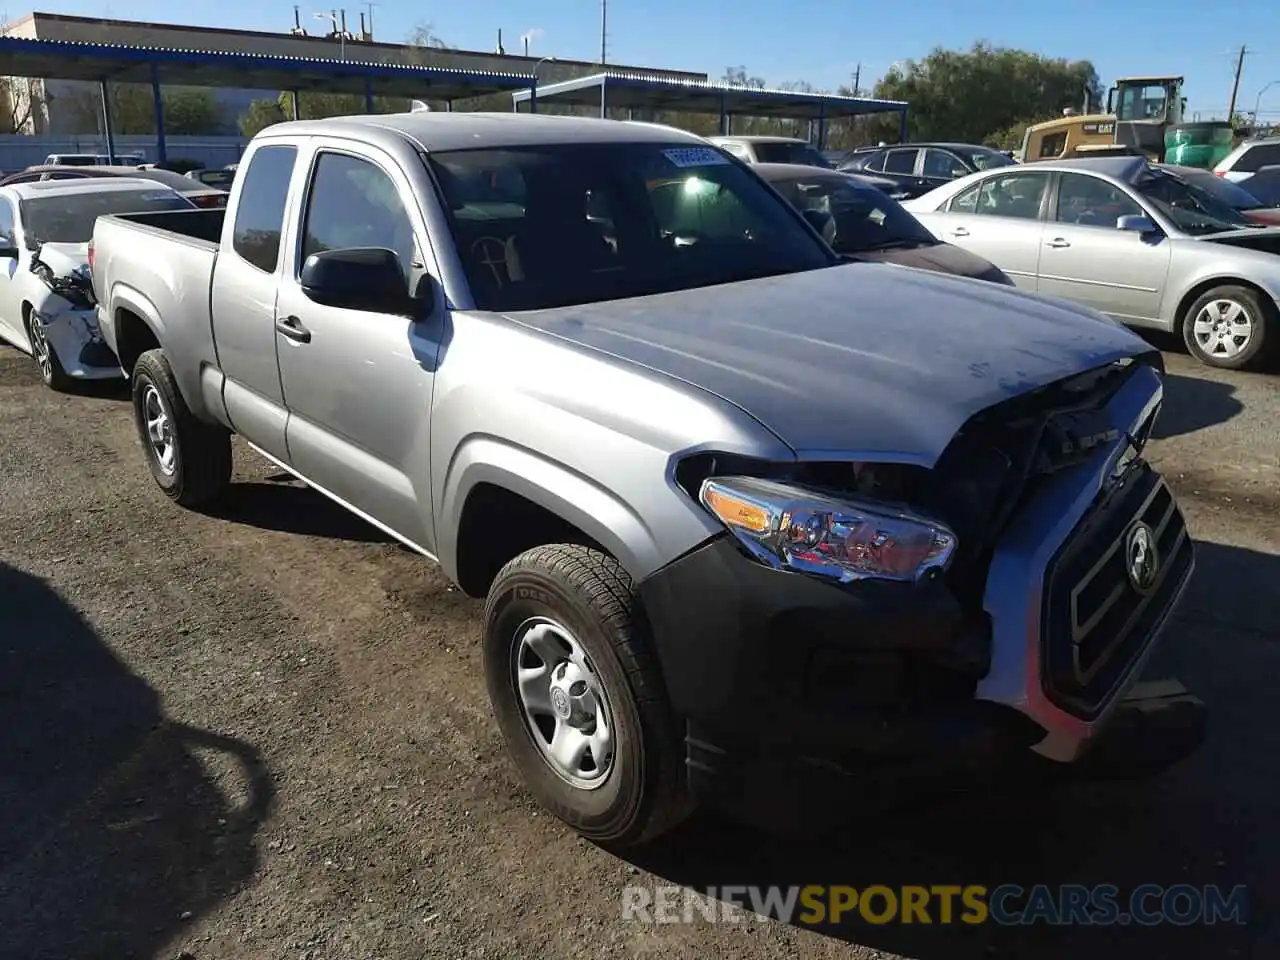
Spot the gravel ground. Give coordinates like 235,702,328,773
0,342,1276,960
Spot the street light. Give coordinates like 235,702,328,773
1253,80,1280,128
529,56,556,114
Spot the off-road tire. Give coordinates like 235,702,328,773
483,544,692,847
131,348,232,507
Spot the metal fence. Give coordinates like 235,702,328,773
0,135,249,172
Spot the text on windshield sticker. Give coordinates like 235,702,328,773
662,147,730,168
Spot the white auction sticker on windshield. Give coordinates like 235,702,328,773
662,147,729,168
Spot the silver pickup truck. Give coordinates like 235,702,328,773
91,113,1204,845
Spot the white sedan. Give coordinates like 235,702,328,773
0,178,195,390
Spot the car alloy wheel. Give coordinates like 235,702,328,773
1191,297,1254,361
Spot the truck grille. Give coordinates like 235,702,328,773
1041,463,1192,718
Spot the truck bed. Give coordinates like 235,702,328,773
92,207,225,420
103,207,225,247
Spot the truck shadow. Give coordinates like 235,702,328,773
1150,373,1243,440
0,563,275,958
196,480,395,544
625,539,1275,959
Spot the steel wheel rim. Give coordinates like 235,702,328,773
142,384,177,476
1192,298,1253,359
511,616,615,790
28,320,53,382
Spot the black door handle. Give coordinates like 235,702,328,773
276,315,311,343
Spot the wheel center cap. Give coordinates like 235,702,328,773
550,686,572,720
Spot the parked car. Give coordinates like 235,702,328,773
705,135,832,167
0,164,228,208
1212,135,1280,183
0,177,195,389
903,156,1280,369
1156,163,1280,226
1240,165,1280,209
91,113,1201,845
840,142,1018,199
43,152,146,167
186,167,237,190
752,163,1013,284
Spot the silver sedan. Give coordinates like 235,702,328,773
902,156,1280,370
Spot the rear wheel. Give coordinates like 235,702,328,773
130,349,232,506
483,544,692,846
25,310,72,391
1181,284,1276,371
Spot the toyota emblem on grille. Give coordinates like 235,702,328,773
1125,521,1159,595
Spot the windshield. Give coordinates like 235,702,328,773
776,172,937,254
1175,169,1266,210
1133,169,1256,235
752,142,832,168
20,188,193,245
427,142,836,312
961,147,1017,171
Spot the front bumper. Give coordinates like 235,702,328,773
636,364,1200,825
35,307,122,380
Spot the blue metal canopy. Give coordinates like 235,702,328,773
2,35,535,166
0,35,535,99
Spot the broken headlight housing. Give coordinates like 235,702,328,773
699,475,957,584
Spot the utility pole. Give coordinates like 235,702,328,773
1227,44,1247,121
852,63,861,96
600,0,608,64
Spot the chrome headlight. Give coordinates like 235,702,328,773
698,476,958,584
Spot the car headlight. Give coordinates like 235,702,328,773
699,476,957,584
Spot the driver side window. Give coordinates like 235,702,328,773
301,152,418,280
1055,173,1143,227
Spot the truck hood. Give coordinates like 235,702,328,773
31,241,89,275
504,262,1152,466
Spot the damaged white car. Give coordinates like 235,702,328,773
0,178,195,390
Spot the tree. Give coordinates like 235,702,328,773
61,83,224,135
238,91,412,136
849,42,1101,147
2,76,47,134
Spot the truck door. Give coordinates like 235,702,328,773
273,142,444,553
210,142,301,463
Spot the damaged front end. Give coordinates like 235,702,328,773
655,351,1199,818
28,250,121,375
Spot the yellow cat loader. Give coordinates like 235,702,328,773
1019,76,1232,168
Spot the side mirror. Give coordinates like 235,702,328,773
0,237,19,259
299,247,426,316
1116,214,1158,234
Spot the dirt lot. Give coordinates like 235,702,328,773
1,342,1277,960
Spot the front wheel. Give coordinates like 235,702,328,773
1181,284,1276,371
483,544,692,847
25,311,72,391
131,349,232,507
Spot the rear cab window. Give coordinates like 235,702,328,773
231,144,299,273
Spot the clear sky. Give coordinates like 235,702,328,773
16,0,1280,120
